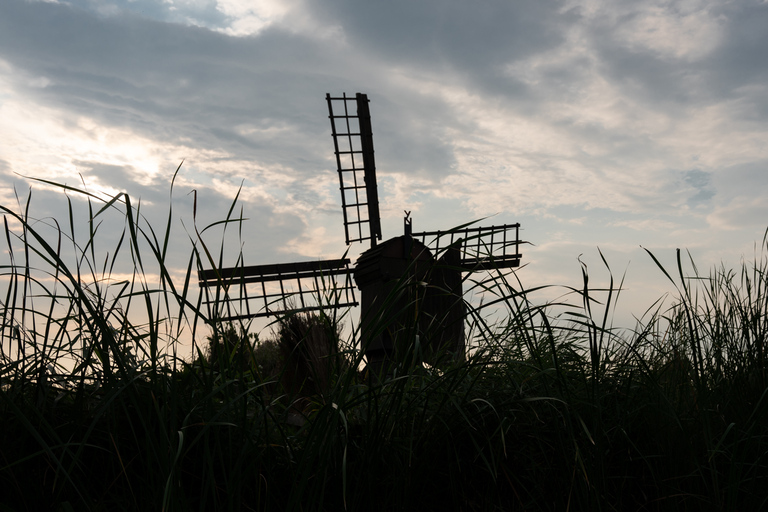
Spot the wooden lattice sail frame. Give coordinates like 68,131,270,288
326,93,382,248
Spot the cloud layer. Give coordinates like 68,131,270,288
2,0,768,327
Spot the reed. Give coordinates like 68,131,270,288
1,175,767,511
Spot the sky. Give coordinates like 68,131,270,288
2,0,768,340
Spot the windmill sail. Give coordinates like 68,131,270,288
198,259,357,321
412,223,523,270
327,93,383,247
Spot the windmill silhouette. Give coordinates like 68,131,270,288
199,93,525,372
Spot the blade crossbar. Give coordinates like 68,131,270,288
412,223,524,270
327,92,382,247
199,259,357,320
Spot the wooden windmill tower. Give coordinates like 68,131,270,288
199,93,525,374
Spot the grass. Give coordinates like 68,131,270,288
1,174,767,511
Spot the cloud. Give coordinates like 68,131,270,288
5,0,763,224
305,0,565,72
609,1,726,62
214,0,293,35
708,197,768,231
2,0,768,331
705,160,768,229
681,169,714,207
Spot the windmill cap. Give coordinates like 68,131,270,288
354,236,434,286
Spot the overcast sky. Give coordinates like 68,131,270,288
2,0,768,334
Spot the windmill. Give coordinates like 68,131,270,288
199,93,525,374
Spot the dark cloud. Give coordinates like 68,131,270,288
588,3,768,112
712,160,768,201
683,169,714,207
0,0,461,184
306,0,565,75
0,3,331,159
67,0,229,28
76,161,157,196
707,3,768,93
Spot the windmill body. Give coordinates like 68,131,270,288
199,93,524,374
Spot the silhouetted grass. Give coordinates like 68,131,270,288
1,174,767,511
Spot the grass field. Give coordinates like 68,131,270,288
1,176,767,511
